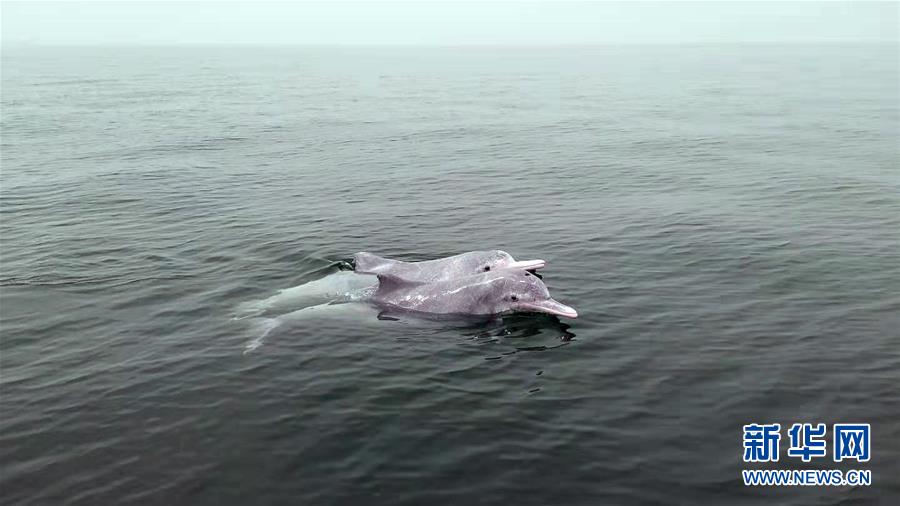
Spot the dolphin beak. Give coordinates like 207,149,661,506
508,259,546,271
520,299,578,318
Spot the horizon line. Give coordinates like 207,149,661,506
4,40,897,48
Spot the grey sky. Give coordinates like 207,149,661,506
1,1,897,46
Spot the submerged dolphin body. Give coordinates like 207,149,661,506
371,268,578,318
234,270,377,319
354,250,545,283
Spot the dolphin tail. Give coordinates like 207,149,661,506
243,317,280,354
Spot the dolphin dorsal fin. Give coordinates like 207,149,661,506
375,273,422,295
353,252,397,274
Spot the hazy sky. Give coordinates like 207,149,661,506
2,1,897,46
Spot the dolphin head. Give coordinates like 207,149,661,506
492,269,578,318
372,268,577,319
466,250,546,274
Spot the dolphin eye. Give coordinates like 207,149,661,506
510,295,518,301
484,266,491,271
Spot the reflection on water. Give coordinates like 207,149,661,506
467,313,576,352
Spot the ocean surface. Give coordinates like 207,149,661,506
1,44,898,505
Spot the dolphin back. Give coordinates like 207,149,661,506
353,252,398,274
